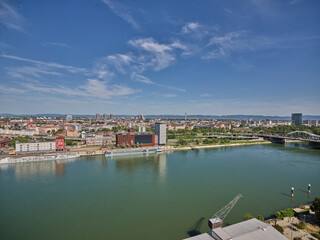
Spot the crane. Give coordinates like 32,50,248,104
208,193,243,230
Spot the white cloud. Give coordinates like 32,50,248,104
22,79,136,100
8,66,62,78
202,48,226,59
105,54,134,73
0,84,26,94
131,73,186,92
208,32,243,46
162,93,177,98
41,42,69,48
1,54,87,73
80,79,136,98
131,73,155,84
182,22,200,34
203,31,278,59
200,93,211,97
128,38,176,71
102,0,139,30
0,1,24,31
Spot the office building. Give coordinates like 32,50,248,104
103,114,107,120
66,115,72,122
291,113,302,125
116,128,155,147
110,114,114,119
96,113,100,120
155,122,167,145
86,135,112,146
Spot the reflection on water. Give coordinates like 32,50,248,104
285,141,309,149
158,153,167,180
55,162,65,177
0,160,68,179
114,153,167,180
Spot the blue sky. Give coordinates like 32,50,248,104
0,0,319,115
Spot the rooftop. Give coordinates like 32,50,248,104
185,218,288,240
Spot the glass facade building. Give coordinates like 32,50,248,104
291,113,302,125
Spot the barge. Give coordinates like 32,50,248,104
105,148,162,157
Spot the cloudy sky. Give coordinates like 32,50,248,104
0,0,319,115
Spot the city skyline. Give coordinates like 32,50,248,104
0,0,319,115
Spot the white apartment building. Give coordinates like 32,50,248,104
16,141,56,154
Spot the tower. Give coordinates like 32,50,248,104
291,113,302,125
155,122,167,146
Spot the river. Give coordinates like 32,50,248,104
0,143,319,240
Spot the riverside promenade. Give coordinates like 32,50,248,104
0,140,272,161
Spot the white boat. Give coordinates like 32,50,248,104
105,148,160,157
0,153,81,165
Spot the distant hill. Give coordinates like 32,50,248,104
1,113,320,120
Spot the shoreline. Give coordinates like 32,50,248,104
0,141,272,163
164,141,272,151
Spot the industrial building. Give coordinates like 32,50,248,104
155,122,167,145
291,113,302,125
86,135,112,146
185,218,287,240
16,138,65,154
116,128,155,147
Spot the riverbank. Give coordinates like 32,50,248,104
265,203,319,240
0,140,273,162
165,140,272,151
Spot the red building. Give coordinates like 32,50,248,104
116,128,155,147
0,138,11,148
55,137,65,151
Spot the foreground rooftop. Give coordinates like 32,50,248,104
185,218,288,240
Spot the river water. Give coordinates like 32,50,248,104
0,143,319,240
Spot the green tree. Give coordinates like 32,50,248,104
273,224,284,234
121,143,126,148
177,138,188,146
9,136,30,148
311,197,320,222
53,129,63,135
65,139,75,146
243,213,254,220
257,215,264,222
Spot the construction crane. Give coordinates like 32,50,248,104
208,193,243,230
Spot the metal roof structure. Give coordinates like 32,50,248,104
185,218,288,240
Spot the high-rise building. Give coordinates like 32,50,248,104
139,125,146,132
96,113,100,120
155,122,166,145
138,114,145,121
66,115,72,122
110,114,114,119
103,114,107,120
292,113,302,125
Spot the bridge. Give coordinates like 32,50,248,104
245,131,320,149
208,131,320,149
